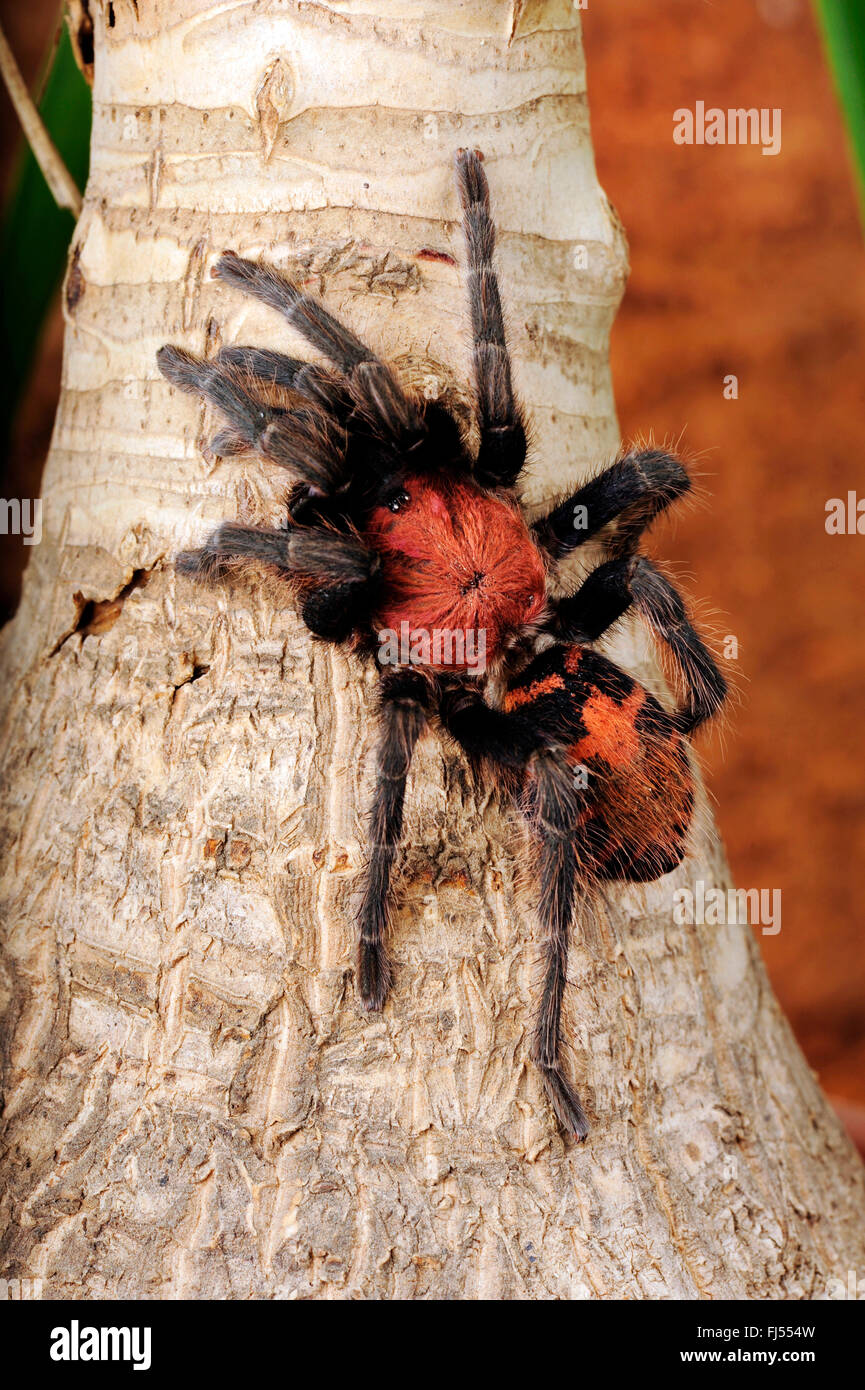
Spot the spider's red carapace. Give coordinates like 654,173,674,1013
366,475,547,670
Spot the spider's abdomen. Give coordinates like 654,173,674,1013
365,475,546,671
505,644,695,882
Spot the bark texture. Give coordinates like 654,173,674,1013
1,0,864,1300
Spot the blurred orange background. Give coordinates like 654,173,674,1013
2,2,864,1121
583,0,865,1122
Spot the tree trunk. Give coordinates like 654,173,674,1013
1,0,863,1301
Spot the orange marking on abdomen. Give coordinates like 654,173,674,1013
570,686,645,768
504,673,566,711
564,646,582,674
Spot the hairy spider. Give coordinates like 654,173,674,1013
157,149,726,1141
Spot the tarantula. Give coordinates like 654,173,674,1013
157,149,726,1141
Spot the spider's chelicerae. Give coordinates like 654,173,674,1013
157,149,726,1141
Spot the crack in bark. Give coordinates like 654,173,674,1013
169,660,211,712
48,567,152,657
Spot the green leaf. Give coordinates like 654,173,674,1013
814,0,865,225
0,23,91,459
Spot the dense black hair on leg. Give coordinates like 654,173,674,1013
177,521,376,583
628,557,727,732
177,522,379,642
216,351,470,491
358,670,430,1010
534,448,726,735
216,346,349,414
532,448,691,559
157,346,350,491
214,252,378,372
549,557,636,644
525,753,591,1141
454,148,527,489
437,679,544,773
157,345,274,447
438,683,590,1140
549,552,726,734
300,582,372,643
213,252,424,444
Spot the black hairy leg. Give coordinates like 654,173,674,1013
550,553,727,733
455,148,527,489
176,521,379,642
548,557,635,643
358,669,430,1010
213,252,424,447
438,683,590,1139
176,521,374,584
157,346,350,494
160,338,469,510
532,448,691,560
524,753,591,1141
436,678,544,776
627,556,727,733
216,347,350,424
533,449,726,732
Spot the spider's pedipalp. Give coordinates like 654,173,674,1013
177,520,376,589
455,147,527,489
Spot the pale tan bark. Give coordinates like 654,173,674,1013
1,0,863,1300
